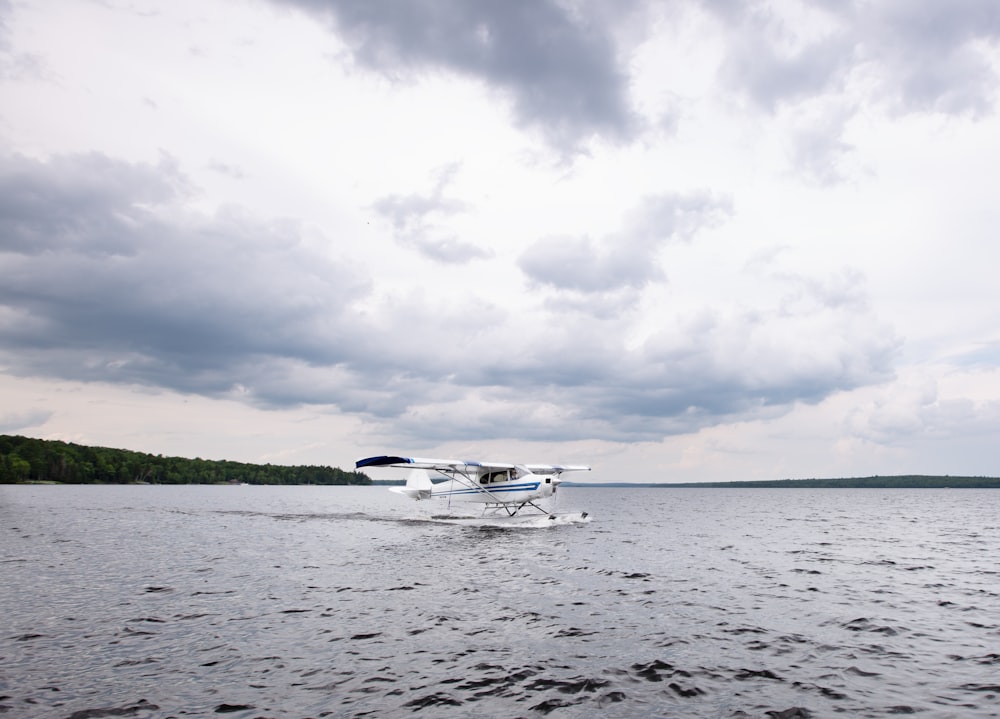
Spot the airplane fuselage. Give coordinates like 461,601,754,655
429,471,556,505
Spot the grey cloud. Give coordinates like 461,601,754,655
518,234,660,293
0,408,51,434
540,288,643,320
374,193,461,231
373,190,465,238
384,268,898,444
269,0,636,151
208,160,247,179
782,268,871,313
705,0,1000,117
451,313,624,390
408,235,492,263
373,165,491,263
0,152,897,446
719,30,854,112
518,192,731,294
0,0,10,52
0,148,514,429
626,303,898,417
0,152,192,256
0,0,48,81
382,294,898,445
693,0,1000,185
847,377,1000,448
626,192,733,243
866,0,1000,116
0,152,369,401
786,105,856,186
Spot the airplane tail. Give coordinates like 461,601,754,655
388,468,433,500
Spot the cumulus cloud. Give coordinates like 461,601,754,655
518,191,732,294
706,0,1000,116
718,21,853,112
865,0,1000,116
845,369,1000,448
0,408,51,434
518,234,658,293
378,280,898,444
0,151,899,446
0,0,10,51
0,152,369,400
207,160,246,179
0,152,192,256
0,0,46,81
697,0,1000,184
783,99,857,186
6,0,930,453
270,0,636,151
355,258,898,445
372,164,491,263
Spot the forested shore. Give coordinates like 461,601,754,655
566,476,1000,488
0,435,370,485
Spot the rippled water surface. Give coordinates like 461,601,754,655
2,485,999,718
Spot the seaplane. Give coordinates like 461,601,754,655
355,455,591,521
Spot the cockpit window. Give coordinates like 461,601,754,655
481,470,512,484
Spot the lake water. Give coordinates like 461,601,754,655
2,484,999,718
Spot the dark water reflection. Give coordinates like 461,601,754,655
2,485,999,718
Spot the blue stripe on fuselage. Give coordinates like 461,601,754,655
433,481,541,497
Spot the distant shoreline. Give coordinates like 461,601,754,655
5,434,996,488
561,476,1000,489
0,434,370,485
10,476,1000,489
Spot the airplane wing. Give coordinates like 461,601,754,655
355,455,513,471
523,464,591,474
355,455,589,474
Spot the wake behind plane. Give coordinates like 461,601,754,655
355,455,591,520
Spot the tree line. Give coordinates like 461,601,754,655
671,475,1000,488
567,475,1000,489
0,434,371,485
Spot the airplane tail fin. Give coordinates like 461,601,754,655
388,468,433,500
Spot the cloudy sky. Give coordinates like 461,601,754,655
2,0,999,482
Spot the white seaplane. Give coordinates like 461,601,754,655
355,455,591,520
